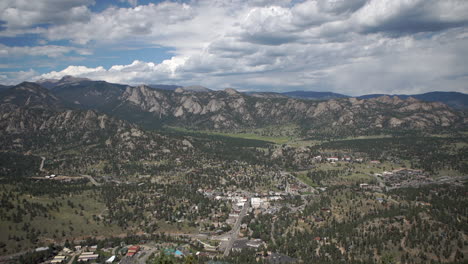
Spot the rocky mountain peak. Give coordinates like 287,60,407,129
370,95,404,105
36,75,91,89
58,75,91,84
182,85,211,93
174,87,185,93
224,88,240,96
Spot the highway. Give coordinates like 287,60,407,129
223,198,250,257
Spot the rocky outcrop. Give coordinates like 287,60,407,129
5,82,465,137
116,84,466,135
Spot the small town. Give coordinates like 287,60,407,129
1,3,468,261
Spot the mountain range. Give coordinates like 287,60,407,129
253,90,468,110
30,76,468,109
358,92,468,110
0,76,466,140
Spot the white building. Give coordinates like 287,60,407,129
251,198,262,209
106,256,116,263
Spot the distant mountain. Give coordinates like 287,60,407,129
281,91,349,100
36,75,92,89
0,85,11,91
247,92,289,99
148,84,211,92
148,84,182,91
51,79,126,112
0,82,63,110
35,76,128,112
358,91,468,109
182,85,212,93
2,78,465,138
116,86,466,137
0,82,197,166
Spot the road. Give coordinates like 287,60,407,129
371,174,468,191
223,198,250,257
66,253,77,264
270,221,277,246
80,175,101,186
39,156,46,172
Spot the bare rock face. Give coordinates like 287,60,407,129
180,96,203,114
174,87,185,93
224,88,240,96
371,95,403,105
182,139,193,148
202,99,226,114
174,106,184,117
389,117,404,127
271,147,284,159
348,97,363,105
120,86,171,116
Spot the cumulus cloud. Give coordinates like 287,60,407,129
348,0,468,34
38,57,188,84
45,2,196,45
0,0,94,30
2,0,468,95
316,0,368,14
0,69,38,85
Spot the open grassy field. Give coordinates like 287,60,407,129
166,126,294,144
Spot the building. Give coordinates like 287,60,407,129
126,245,140,257
246,239,264,249
105,256,116,263
35,247,49,252
251,197,262,209
51,255,66,263
78,252,98,262
232,239,265,252
326,157,339,162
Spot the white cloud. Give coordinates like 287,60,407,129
0,44,91,58
0,0,94,30
45,2,196,46
37,57,188,84
0,69,38,85
351,0,468,33
2,0,468,95
30,26,468,96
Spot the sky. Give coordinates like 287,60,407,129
1,0,468,95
